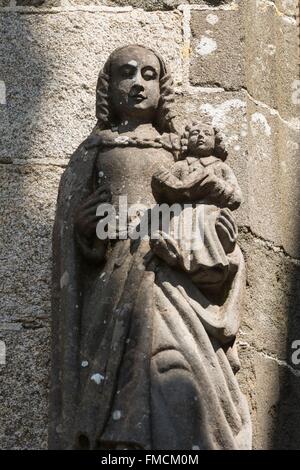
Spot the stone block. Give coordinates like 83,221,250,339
0,10,183,161
246,97,300,257
0,164,63,324
189,9,245,90
238,342,300,449
0,328,50,449
66,0,233,10
238,346,282,449
275,0,299,16
243,0,300,121
239,230,300,361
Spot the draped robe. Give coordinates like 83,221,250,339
49,135,252,450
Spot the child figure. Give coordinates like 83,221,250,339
151,121,242,209
150,121,242,290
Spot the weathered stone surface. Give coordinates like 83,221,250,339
0,328,50,449
238,344,300,450
274,368,300,449
0,163,59,449
62,0,232,10
274,0,299,16
0,100,10,163
16,0,60,5
276,122,300,258
0,1,10,6
239,230,300,361
0,164,63,324
0,11,183,161
238,231,300,449
190,9,245,90
246,98,300,257
238,347,282,449
243,0,300,121
174,90,249,226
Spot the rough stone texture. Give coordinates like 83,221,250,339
15,0,232,9
239,230,300,363
239,346,300,450
274,0,299,16
0,11,183,162
0,164,63,324
246,98,300,257
0,1,10,6
190,9,245,90
0,163,61,449
0,329,50,449
238,347,283,449
243,0,300,121
238,231,300,449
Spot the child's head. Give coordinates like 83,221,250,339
181,121,228,161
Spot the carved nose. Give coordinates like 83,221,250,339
129,83,144,96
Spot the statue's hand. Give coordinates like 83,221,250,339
182,168,210,190
215,208,238,254
74,185,111,240
151,166,182,203
152,166,173,185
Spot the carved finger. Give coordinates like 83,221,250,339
82,185,111,204
84,217,103,235
219,209,238,236
216,222,231,245
218,216,236,242
152,168,171,183
219,207,233,221
81,191,111,210
220,207,236,225
84,201,112,217
216,215,235,242
183,171,208,189
96,184,111,195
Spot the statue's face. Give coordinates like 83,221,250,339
110,46,161,123
188,123,215,156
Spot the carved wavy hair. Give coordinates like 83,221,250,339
95,45,176,134
180,121,228,161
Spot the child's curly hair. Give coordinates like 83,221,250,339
95,45,176,134
180,121,228,161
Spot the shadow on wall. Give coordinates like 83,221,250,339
274,258,300,449
0,13,53,161
0,12,54,449
273,2,300,451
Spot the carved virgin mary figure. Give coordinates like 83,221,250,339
49,45,252,450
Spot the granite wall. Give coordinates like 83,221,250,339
0,0,299,449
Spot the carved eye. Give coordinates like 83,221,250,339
120,65,136,79
190,130,199,136
142,67,157,81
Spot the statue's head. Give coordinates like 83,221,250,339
181,121,228,161
96,45,175,133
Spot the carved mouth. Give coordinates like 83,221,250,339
131,93,146,103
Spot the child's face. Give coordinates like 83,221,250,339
188,123,215,157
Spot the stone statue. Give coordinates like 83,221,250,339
49,44,252,450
